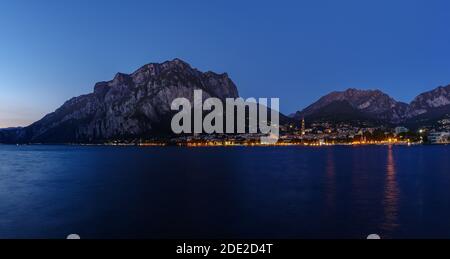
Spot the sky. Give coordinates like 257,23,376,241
1,0,450,128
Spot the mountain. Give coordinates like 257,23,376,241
406,85,450,117
404,85,450,127
3,58,450,144
293,85,450,128
302,100,384,126
0,128,24,143
293,88,407,123
1,59,239,143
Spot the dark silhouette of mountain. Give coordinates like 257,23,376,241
0,128,24,143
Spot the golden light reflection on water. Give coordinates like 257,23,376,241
382,146,400,232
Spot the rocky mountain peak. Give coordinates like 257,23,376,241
405,84,450,118
293,84,450,125
3,59,239,143
294,88,404,122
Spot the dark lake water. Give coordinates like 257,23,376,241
0,145,449,239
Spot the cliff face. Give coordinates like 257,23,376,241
9,59,239,143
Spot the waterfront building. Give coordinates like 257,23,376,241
428,132,450,144
395,126,409,135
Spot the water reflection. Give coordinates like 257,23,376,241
325,148,336,211
382,146,400,232
2,145,450,238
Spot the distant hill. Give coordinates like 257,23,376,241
0,128,24,143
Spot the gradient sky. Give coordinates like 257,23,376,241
1,0,450,128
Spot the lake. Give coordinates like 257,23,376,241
0,145,449,239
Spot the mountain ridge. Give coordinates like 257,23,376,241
293,85,450,127
2,59,450,144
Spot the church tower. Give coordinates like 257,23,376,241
301,117,306,136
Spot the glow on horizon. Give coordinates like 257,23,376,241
0,108,43,128
0,92,59,128
0,119,32,129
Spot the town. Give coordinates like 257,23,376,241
107,117,450,147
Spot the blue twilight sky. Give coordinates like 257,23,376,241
1,0,450,128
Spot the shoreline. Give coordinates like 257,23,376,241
2,142,448,147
